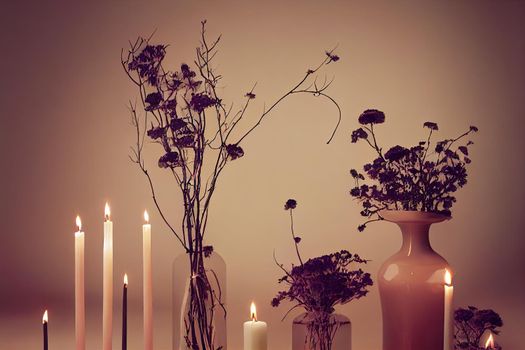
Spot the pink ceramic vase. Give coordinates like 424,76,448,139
378,210,450,350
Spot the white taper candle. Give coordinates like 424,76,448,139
103,203,113,350
143,210,153,350
75,216,85,350
444,269,453,350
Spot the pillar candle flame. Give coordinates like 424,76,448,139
43,310,48,324
485,333,494,349
104,203,111,221
144,210,149,223
250,302,257,321
444,269,452,286
124,273,128,286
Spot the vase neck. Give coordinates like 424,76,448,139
397,222,433,255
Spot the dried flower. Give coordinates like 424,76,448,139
284,199,297,210
384,145,409,162
203,245,214,258
350,109,478,231
423,121,439,130
145,92,163,111
245,92,256,99
190,93,218,113
158,151,181,168
225,144,244,160
147,126,166,140
325,51,340,63
358,109,385,125
351,127,368,143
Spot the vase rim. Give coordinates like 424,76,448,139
380,210,451,224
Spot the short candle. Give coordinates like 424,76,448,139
243,302,267,350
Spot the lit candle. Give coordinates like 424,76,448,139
43,310,48,350
444,269,453,350
243,302,268,350
143,210,153,350
103,203,113,350
75,216,85,350
122,274,128,350
485,333,494,349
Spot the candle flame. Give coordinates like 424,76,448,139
124,273,128,286
444,269,452,286
250,302,257,321
76,216,82,231
104,202,111,221
144,210,149,223
42,310,48,324
485,333,494,349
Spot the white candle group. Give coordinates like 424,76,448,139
443,269,453,350
103,203,113,350
143,210,153,350
243,302,267,350
75,216,85,350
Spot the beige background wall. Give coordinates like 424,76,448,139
1,1,524,349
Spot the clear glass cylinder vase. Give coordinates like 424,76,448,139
172,250,227,350
292,312,351,350
378,210,451,350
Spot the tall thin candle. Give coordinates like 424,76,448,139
75,216,85,350
122,274,128,350
43,310,48,350
444,270,453,350
143,210,153,350
103,203,113,350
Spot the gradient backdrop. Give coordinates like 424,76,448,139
1,1,524,349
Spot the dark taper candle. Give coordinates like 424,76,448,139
43,310,48,350
122,274,128,350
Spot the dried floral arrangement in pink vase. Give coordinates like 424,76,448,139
349,109,479,350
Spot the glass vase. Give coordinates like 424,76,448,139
172,250,227,350
378,210,451,350
292,312,351,350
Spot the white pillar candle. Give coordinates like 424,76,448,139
103,203,113,350
243,302,267,350
444,269,453,350
75,216,85,350
143,210,153,350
